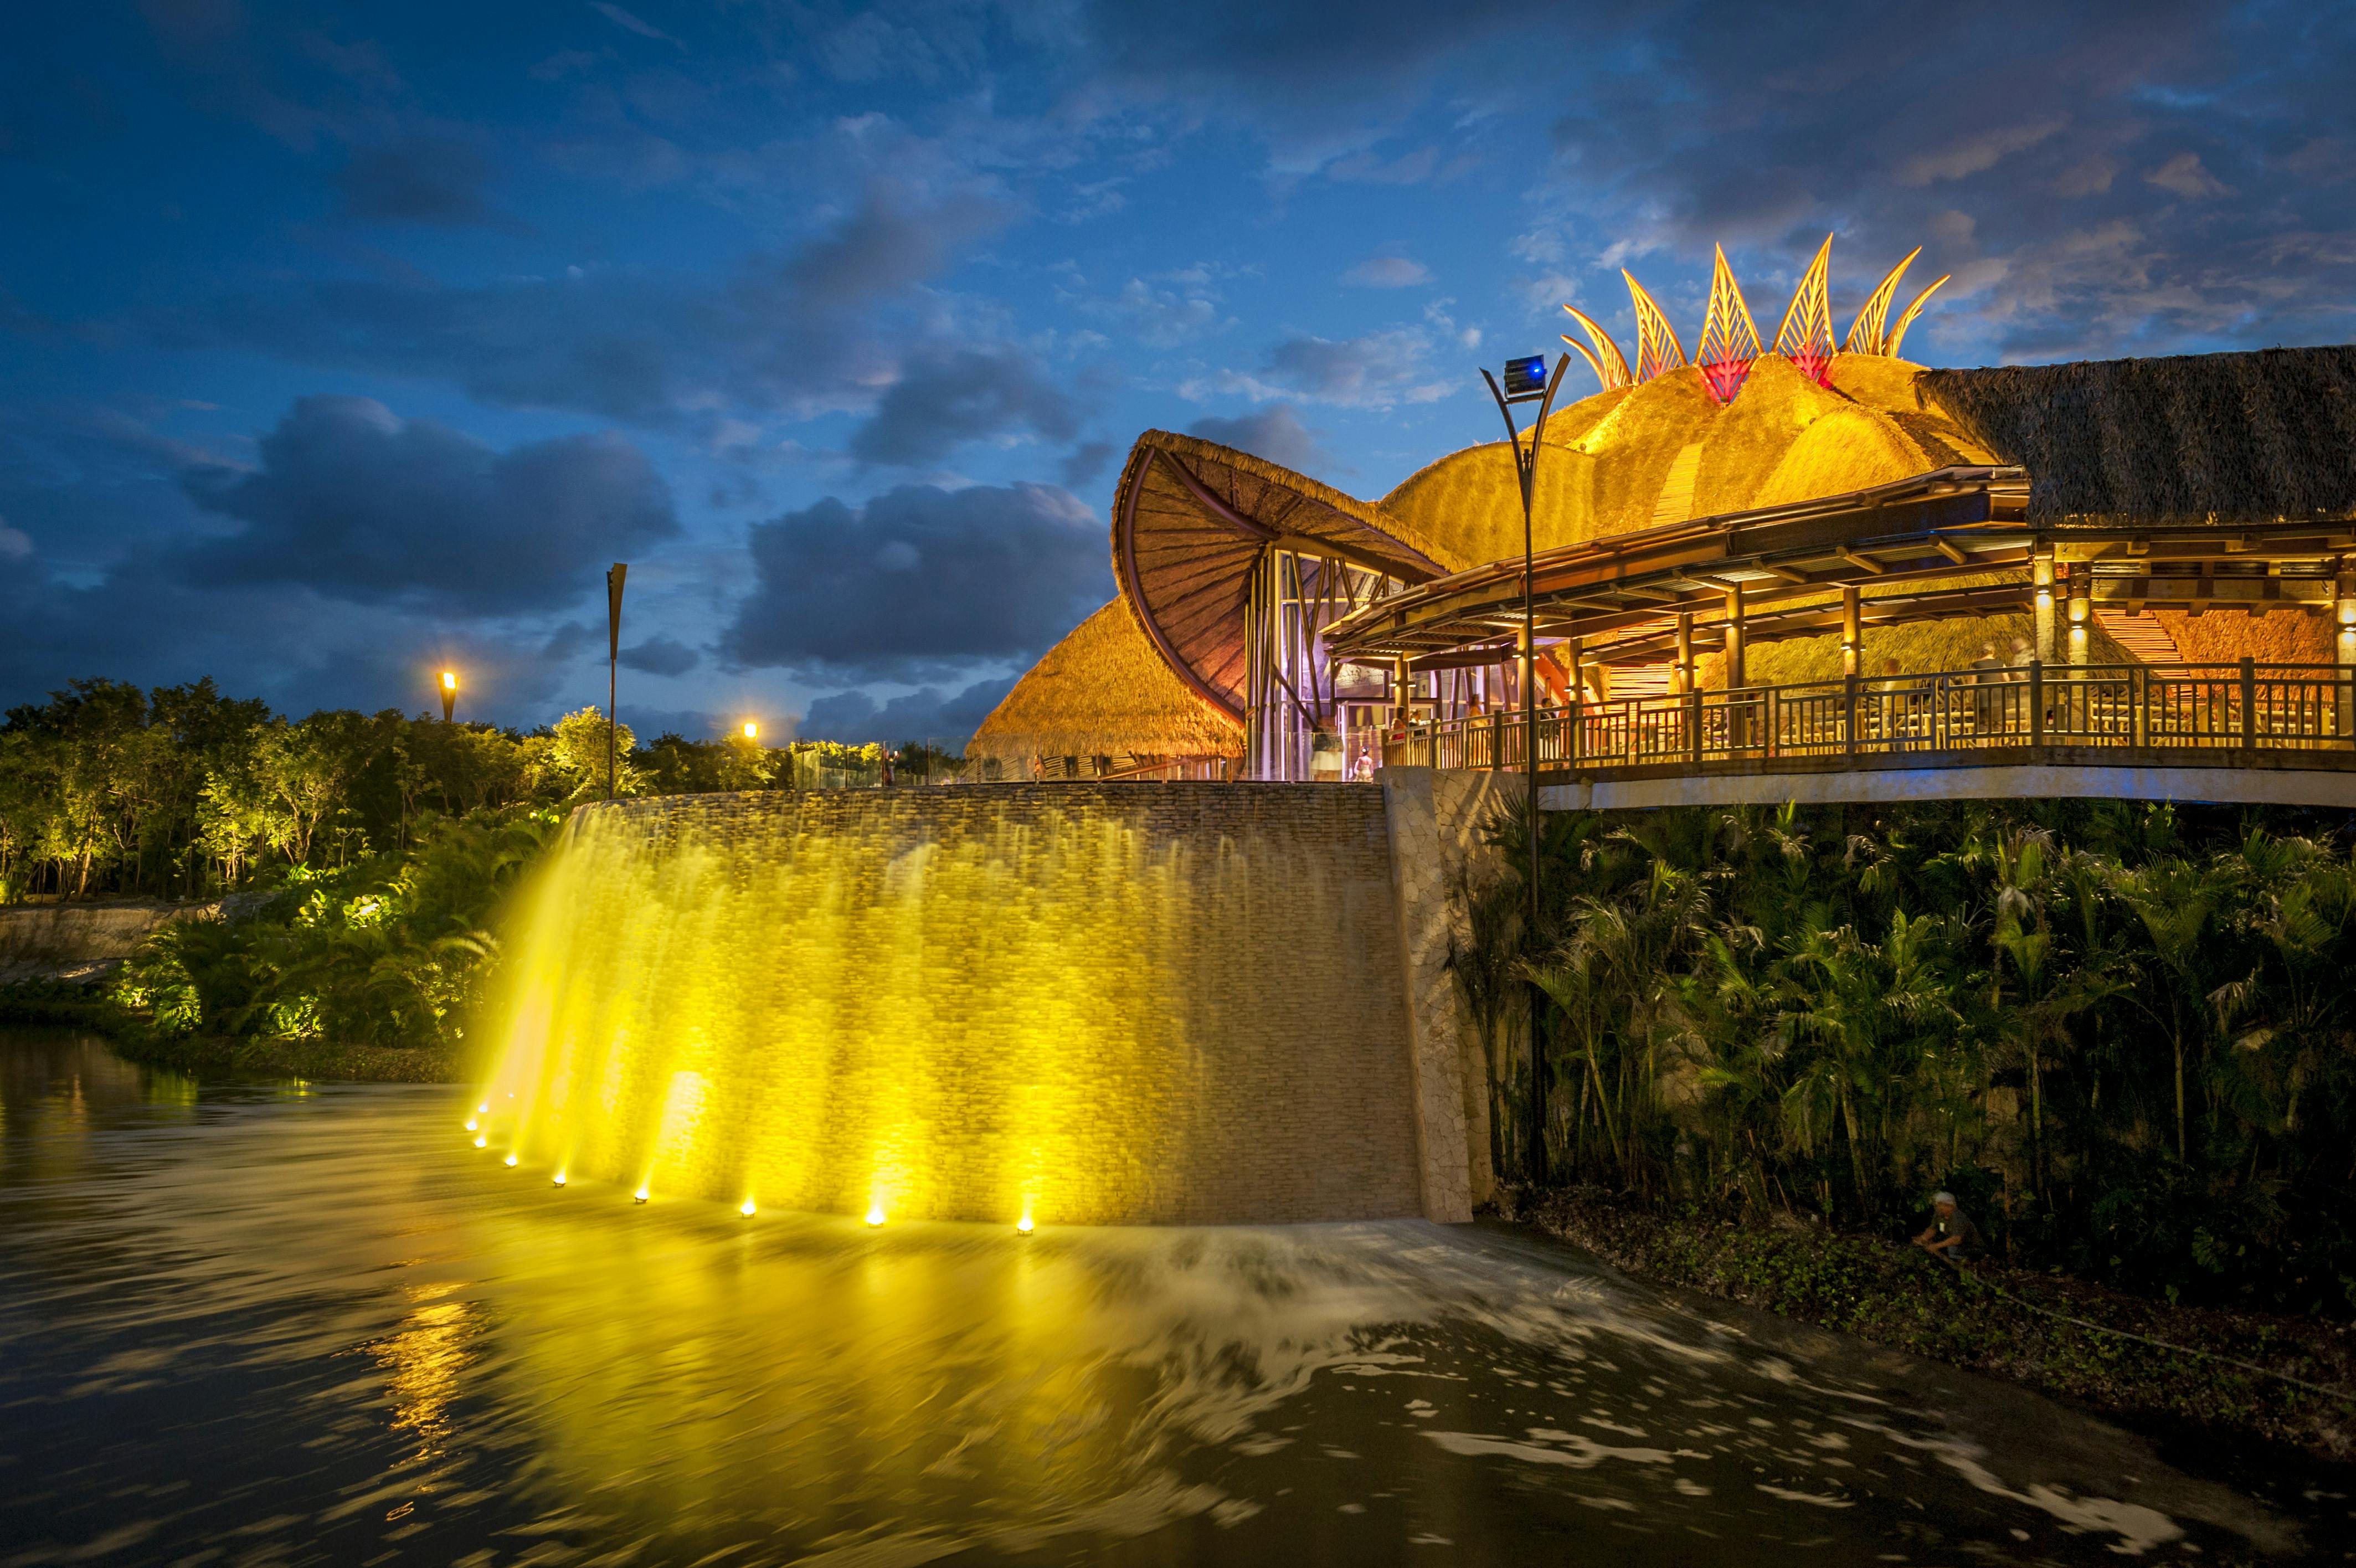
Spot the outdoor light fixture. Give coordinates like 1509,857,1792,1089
439,669,459,722
474,1134,487,1149
1500,354,1549,402
1480,349,1571,1189
553,1172,567,1187
742,721,759,741
633,1186,650,1204
465,1118,479,1132
503,1153,519,1168
1015,1215,1035,1235
865,1204,887,1226
739,1198,757,1217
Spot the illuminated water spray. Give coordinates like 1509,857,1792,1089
472,790,1416,1225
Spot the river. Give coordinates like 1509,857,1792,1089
0,1027,2343,1565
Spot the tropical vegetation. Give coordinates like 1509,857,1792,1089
0,677,956,1056
1456,799,2356,1317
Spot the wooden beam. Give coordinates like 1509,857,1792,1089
1837,547,1888,575
1932,536,1969,565
1762,563,1811,584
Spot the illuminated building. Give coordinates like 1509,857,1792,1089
966,238,2356,783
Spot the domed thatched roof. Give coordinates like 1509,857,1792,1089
966,598,1241,767
1378,353,2004,563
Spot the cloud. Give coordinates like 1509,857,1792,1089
0,522,31,559
1187,405,1321,470
174,182,1014,429
178,395,680,613
848,346,1079,466
1896,117,2067,186
1060,440,1117,486
1342,255,1432,288
1254,328,1453,408
721,482,1108,680
1326,146,1440,183
589,2,685,49
619,636,699,676
336,138,518,230
798,675,1015,746
2146,151,2233,198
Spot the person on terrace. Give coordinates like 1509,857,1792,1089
1913,1191,1983,1263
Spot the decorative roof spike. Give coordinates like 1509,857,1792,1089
1882,274,1951,359
1694,245,1763,404
1844,246,1921,355
1622,270,1688,382
1560,335,1611,394
1772,233,1836,388
1560,304,1632,390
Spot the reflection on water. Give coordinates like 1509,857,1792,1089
0,1027,2345,1565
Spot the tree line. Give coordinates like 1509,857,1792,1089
0,677,955,903
1454,800,2356,1315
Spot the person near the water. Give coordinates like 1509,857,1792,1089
1913,1190,1983,1262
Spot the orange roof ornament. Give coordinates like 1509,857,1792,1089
1622,270,1688,382
1694,245,1762,404
1845,246,1921,355
1559,304,1632,393
1883,273,1952,359
1772,234,1836,387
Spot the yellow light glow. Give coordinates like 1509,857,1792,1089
865,1204,886,1227
739,1198,757,1216
742,720,759,741
474,1134,488,1149
464,1119,479,1132
553,1171,567,1187
633,1186,650,1204
1015,1215,1035,1235
503,1153,519,1168
441,670,457,691
477,1103,489,1114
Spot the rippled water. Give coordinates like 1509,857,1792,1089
0,1029,2344,1566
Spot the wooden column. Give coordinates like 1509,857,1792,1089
1840,583,1862,678
1722,583,1747,691
1674,610,1694,695
2033,549,2057,663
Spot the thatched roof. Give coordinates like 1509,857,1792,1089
1920,345,2356,524
966,598,1242,764
1113,431,1452,719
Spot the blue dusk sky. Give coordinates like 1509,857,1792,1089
4,1,2352,742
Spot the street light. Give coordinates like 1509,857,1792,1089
741,720,760,742
439,669,459,724
1480,350,1572,1189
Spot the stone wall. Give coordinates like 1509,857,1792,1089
0,900,220,984
1377,768,1524,1220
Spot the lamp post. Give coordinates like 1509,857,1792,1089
1480,351,1572,1188
439,669,458,724
605,563,627,801
742,720,759,742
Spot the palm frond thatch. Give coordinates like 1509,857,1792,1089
966,598,1242,765
1921,345,2356,525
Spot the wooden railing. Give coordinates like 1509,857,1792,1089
1385,661,2356,775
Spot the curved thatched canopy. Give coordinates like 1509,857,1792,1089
1112,431,1453,719
966,598,1242,767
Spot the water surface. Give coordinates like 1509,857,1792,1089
0,1029,2343,1565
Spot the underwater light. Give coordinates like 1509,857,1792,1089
503,1153,519,1168
474,1135,488,1149
739,1198,757,1216
1016,1215,1035,1235
865,1204,886,1227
